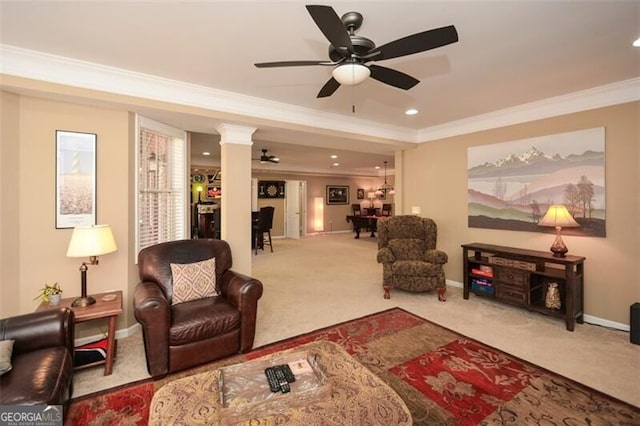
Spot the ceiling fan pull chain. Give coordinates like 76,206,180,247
352,82,356,114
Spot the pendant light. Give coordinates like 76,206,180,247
375,161,395,195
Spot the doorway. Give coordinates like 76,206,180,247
285,180,306,238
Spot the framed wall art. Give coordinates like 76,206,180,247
467,127,605,237
357,188,365,200
326,185,349,205
56,130,97,228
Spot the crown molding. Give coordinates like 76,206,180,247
417,77,640,142
0,45,415,143
2,45,636,146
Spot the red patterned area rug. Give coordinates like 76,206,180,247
65,308,639,425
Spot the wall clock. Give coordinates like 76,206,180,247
258,181,285,198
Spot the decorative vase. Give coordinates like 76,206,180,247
49,294,62,305
545,283,561,310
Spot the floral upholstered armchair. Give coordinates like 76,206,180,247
376,215,447,300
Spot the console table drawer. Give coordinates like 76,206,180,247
497,286,527,304
495,268,528,288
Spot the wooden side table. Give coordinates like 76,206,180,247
36,290,123,375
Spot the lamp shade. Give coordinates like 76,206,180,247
67,225,118,258
367,192,377,199
538,205,579,228
332,63,370,86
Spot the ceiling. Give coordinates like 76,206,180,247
1,1,638,176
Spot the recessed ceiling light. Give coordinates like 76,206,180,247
405,108,419,116
634,37,640,47
330,154,338,159
333,162,340,166
202,151,210,156
375,166,380,169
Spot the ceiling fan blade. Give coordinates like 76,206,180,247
369,25,458,61
369,65,419,90
306,5,353,54
317,77,341,98
255,60,336,68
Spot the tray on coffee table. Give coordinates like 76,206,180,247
219,350,330,423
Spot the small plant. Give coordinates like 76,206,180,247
34,282,63,303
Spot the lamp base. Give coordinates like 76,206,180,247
550,249,568,258
549,227,569,258
72,295,96,307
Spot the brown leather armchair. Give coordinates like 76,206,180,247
134,239,263,378
377,215,448,300
0,308,75,406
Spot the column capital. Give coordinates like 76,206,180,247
216,124,256,145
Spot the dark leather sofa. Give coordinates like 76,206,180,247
134,239,263,378
0,308,75,406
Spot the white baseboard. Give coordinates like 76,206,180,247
308,230,352,236
74,323,141,347
446,279,463,288
446,279,629,332
583,315,629,332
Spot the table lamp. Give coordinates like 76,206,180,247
367,192,376,208
66,224,118,307
538,205,579,258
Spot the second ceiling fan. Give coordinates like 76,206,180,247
255,5,459,98
258,149,280,164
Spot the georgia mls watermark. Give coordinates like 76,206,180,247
0,405,62,426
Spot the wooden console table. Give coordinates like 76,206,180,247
461,243,585,331
37,290,123,375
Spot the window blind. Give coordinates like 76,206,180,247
136,116,187,256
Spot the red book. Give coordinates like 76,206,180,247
471,268,493,278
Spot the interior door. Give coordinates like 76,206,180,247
285,180,304,239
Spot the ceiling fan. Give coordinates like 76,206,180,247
255,5,458,98
257,149,280,164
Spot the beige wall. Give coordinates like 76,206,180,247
256,197,285,236
0,94,135,335
0,92,21,317
403,102,639,325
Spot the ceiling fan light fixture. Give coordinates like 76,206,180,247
332,63,370,86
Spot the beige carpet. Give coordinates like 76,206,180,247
73,232,640,407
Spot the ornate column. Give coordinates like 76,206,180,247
216,124,256,276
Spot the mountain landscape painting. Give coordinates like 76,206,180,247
468,127,605,237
